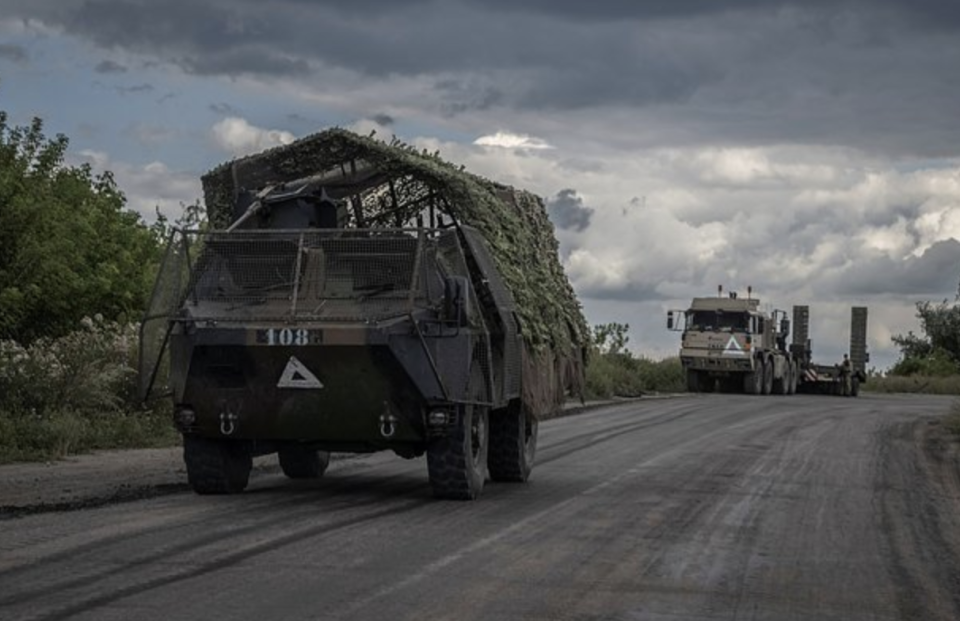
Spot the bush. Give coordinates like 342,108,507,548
585,351,684,398
888,348,958,378
0,317,176,463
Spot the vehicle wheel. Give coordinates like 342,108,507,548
488,403,538,482
788,362,798,395
762,358,774,395
850,376,860,397
686,369,700,392
278,446,330,479
428,368,489,500
774,360,790,395
744,359,763,394
183,435,252,495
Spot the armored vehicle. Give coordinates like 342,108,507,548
667,288,797,395
140,129,587,500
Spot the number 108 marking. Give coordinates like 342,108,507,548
265,328,308,346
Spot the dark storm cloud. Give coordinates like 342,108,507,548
436,79,504,116
177,47,310,77
371,114,394,127
94,59,127,73
547,189,594,232
0,44,27,63
824,238,960,297
5,0,960,155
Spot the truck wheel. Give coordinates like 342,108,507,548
488,405,538,482
278,446,330,479
428,369,489,500
744,359,763,395
850,377,860,397
183,435,252,495
774,361,790,395
787,362,798,394
762,358,774,395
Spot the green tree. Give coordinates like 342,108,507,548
592,322,630,355
890,287,960,376
0,112,162,342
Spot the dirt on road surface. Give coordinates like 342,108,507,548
1,394,959,621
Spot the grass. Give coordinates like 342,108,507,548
862,374,960,395
585,353,685,399
0,407,179,464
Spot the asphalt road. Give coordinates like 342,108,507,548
1,394,959,621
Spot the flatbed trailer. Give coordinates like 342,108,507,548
791,306,868,396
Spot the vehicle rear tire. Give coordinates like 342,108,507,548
787,362,798,395
428,367,489,500
850,376,860,397
488,404,537,482
774,360,790,395
278,446,330,479
183,435,252,495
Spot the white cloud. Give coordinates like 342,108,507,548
74,149,202,223
474,131,553,150
394,135,960,370
210,116,295,156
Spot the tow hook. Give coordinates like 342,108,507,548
379,414,398,438
219,411,237,436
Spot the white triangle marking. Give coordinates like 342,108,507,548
723,335,747,356
277,356,324,389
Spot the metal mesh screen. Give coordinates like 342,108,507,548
459,227,522,400
138,231,191,400
179,229,435,321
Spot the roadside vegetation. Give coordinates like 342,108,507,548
863,289,960,441
0,112,179,463
864,290,960,399
584,322,684,398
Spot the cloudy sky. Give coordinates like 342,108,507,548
2,0,959,370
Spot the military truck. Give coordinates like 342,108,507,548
667,288,798,395
791,305,869,396
139,129,588,500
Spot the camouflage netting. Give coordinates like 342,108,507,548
201,128,588,413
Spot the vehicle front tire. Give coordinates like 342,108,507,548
428,400,489,500
488,404,538,483
744,359,764,395
183,435,252,495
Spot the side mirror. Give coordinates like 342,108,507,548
667,311,674,331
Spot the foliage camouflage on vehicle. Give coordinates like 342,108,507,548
201,128,589,410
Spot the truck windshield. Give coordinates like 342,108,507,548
686,310,749,332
